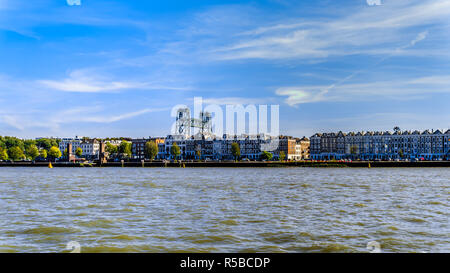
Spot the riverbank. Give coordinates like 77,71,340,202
0,161,449,168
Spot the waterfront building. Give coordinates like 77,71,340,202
273,136,296,160
220,134,275,160
127,107,312,161
150,133,278,161
131,137,165,159
310,129,450,161
162,135,187,160
58,137,100,160
294,137,310,160
274,136,310,161
157,142,166,159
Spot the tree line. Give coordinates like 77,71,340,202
0,137,288,162
0,136,61,161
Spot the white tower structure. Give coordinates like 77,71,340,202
175,108,213,139
192,111,212,138
175,108,191,138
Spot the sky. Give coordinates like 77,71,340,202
0,0,449,138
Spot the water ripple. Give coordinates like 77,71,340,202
0,167,448,253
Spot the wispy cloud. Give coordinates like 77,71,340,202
0,114,60,131
0,0,153,37
275,28,436,106
409,75,450,85
201,97,275,105
38,78,142,93
0,106,170,134
38,69,191,93
1,115,25,130
209,0,450,61
409,30,429,46
55,107,170,123
37,70,143,93
276,74,450,106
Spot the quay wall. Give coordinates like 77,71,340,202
0,161,449,168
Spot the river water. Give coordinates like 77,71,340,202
0,167,448,253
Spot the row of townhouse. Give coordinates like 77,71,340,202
57,133,312,161
133,134,311,161
59,136,100,160
310,129,450,160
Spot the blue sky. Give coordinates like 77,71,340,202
0,0,449,138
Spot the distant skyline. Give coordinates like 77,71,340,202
0,0,449,138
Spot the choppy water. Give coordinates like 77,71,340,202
0,167,448,253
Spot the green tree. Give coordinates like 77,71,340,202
24,139,36,149
105,142,118,154
144,141,158,161
63,148,68,158
48,146,62,161
0,147,8,161
195,144,202,160
36,138,59,150
350,145,358,157
261,151,273,161
4,137,24,150
119,141,132,157
231,142,240,161
75,147,83,158
26,145,40,161
279,151,286,161
40,149,47,160
8,146,25,161
398,149,404,159
170,143,181,160
0,137,5,149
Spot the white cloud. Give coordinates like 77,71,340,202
0,114,60,131
1,115,25,130
63,108,169,123
38,70,146,93
66,0,81,6
408,75,450,85
210,0,450,61
201,97,275,105
276,75,450,106
47,105,170,124
409,31,428,46
39,79,138,93
38,69,191,93
0,106,170,134
275,88,326,105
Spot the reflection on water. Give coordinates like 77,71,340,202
0,167,448,253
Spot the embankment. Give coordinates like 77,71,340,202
0,161,449,168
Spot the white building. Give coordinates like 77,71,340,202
59,137,100,160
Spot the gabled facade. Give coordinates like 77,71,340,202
310,129,450,160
